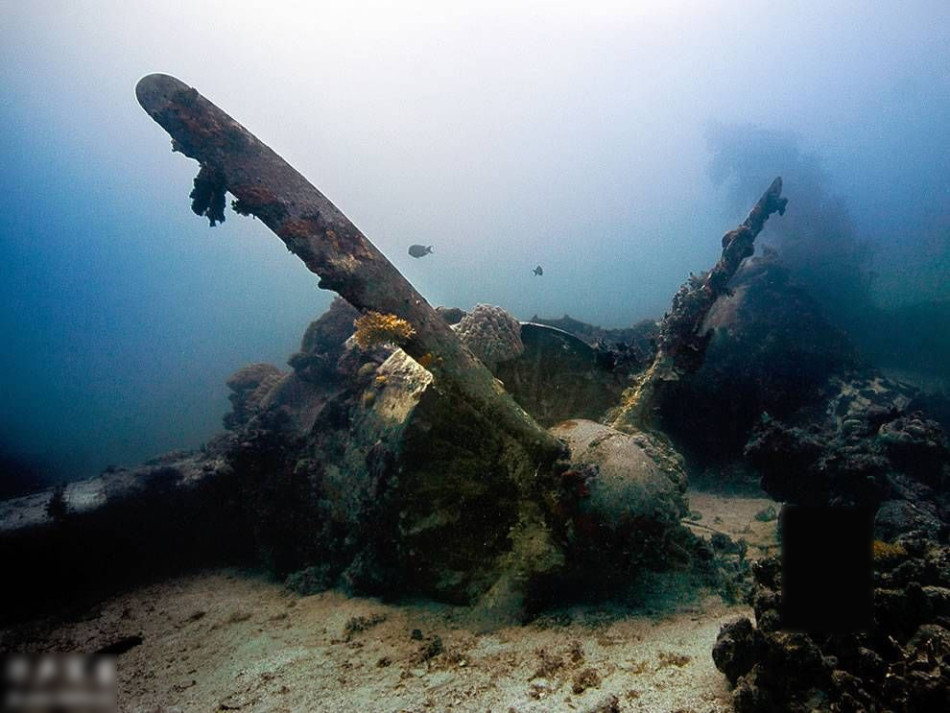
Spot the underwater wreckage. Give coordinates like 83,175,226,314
5,74,950,712
1,74,787,621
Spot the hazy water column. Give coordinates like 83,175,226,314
0,1,947,485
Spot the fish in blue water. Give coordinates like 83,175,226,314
533,265,543,276
408,244,433,258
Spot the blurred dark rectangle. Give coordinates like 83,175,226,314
781,504,874,633
2,654,117,713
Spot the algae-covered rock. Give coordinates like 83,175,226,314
549,419,688,531
656,256,858,465
534,419,694,602
277,359,695,609
712,617,760,686
224,363,285,429
716,542,950,713
288,296,359,383
508,419,709,608
237,340,562,607
376,351,561,604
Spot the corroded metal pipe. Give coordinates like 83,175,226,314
135,73,563,462
611,177,786,431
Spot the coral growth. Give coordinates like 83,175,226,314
571,666,601,694
352,311,415,350
656,255,859,466
712,365,950,712
744,375,949,517
342,613,386,641
713,539,950,712
452,304,524,368
189,164,227,226
230,185,288,226
224,363,285,429
873,539,907,563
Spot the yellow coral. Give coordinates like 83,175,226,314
417,352,442,370
873,540,907,563
353,311,415,350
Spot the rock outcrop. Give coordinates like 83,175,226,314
713,540,950,712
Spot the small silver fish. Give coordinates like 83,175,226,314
533,265,543,276
408,244,433,258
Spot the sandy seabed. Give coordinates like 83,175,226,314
2,491,778,713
